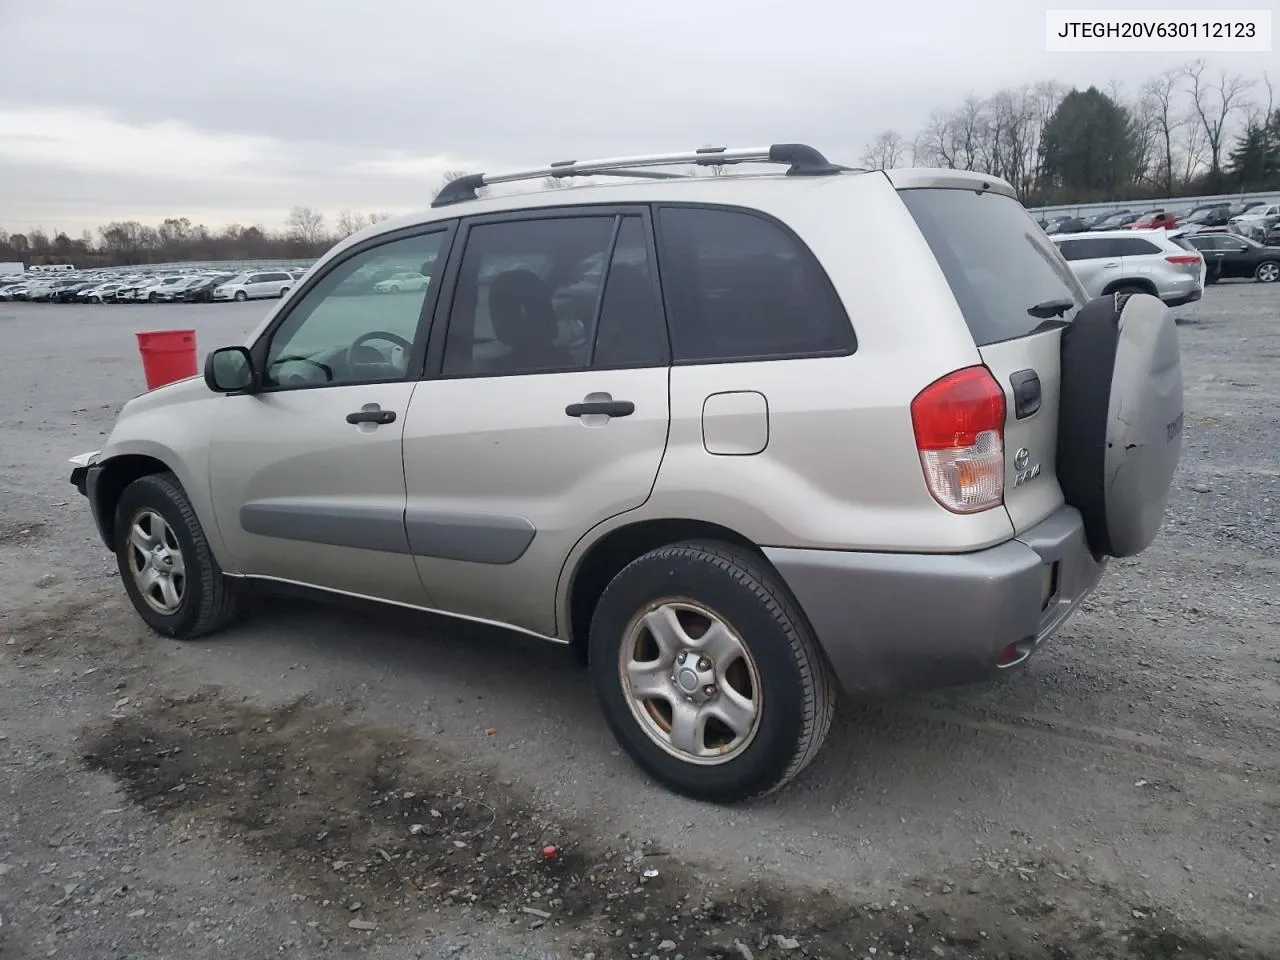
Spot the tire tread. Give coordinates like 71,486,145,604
597,539,836,799
118,471,239,639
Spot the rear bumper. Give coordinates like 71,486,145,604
1163,288,1202,307
764,505,1106,699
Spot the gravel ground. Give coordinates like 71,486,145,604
0,288,1277,960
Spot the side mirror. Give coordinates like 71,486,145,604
204,346,258,393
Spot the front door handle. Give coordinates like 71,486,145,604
346,405,396,425
565,400,635,418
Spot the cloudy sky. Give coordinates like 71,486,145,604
0,0,1271,234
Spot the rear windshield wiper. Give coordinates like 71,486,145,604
1027,298,1077,319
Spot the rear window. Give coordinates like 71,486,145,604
899,188,1087,346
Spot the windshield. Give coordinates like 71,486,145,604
898,187,1088,346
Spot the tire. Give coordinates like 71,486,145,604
148,292,158,302
234,290,247,302
1109,283,1148,301
279,287,290,298
1057,294,1183,558
113,471,240,640
1255,261,1280,283
588,540,836,803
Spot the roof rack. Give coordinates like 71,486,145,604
432,143,848,207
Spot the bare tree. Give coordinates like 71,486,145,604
1184,59,1255,181
1141,68,1187,195
336,210,369,237
285,206,326,245
368,212,393,224
860,130,905,169
918,110,956,168
953,96,987,171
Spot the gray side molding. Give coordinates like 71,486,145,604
405,510,536,565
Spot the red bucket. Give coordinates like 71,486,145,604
136,329,198,390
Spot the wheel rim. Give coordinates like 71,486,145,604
126,509,187,615
618,599,763,766
1258,263,1279,283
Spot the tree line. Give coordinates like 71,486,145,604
861,59,1277,205
0,207,395,270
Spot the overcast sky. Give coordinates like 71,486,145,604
0,0,1271,234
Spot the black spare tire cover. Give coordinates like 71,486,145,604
1056,292,1184,558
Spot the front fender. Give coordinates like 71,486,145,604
94,378,237,572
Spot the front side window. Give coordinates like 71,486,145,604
263,230,446,389
655,206,854,363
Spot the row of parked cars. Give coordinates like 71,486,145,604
0,267,310,304
1038,199,1280,243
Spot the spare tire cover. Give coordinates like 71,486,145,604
1056,292,1184,558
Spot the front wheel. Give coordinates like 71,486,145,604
114,471,240,640
234,290,247,302
588,541,836,802
1255,261,1279,283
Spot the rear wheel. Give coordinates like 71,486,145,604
1255,261,1279,283
588,540,836,802
114,472,240,640
279,287,290,298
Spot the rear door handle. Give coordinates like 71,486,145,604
346,405,396,425
565,400,634,418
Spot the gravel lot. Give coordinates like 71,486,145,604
1,288,1277,960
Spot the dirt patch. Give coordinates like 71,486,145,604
0,519,44,544
79,689,1268,960
3,580,148,660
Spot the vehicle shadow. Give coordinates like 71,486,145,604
219,588,1122,816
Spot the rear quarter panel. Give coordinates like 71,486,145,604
612,174,1018,554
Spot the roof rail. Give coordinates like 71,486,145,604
431,143,848,207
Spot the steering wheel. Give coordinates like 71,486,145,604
267,354,334,385
348,330,414,371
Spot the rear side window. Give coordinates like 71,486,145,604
655,206,854,363
1112,238,1162,256
1055,237,1115,261
899,188,1087,346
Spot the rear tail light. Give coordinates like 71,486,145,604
910,365,1006,514
1165,254,1201,265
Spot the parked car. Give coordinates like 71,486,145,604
1175,232,1280,284
152,276,207,302
78,282,125,303
1044,217,1089,235
372,271,431,294
1229,202,1280,242
66,145,1184,802
1126,211,1180,230
211,270,294,301
1089,212,1141,231
180,273,239,303
1051,229,1204,304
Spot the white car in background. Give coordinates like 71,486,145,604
211,270,294,301
372,271,431,294
1228,202,1280,242
1050,229,1205,306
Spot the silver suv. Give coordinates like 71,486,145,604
68,145,1185,802
1050,229,1205,305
